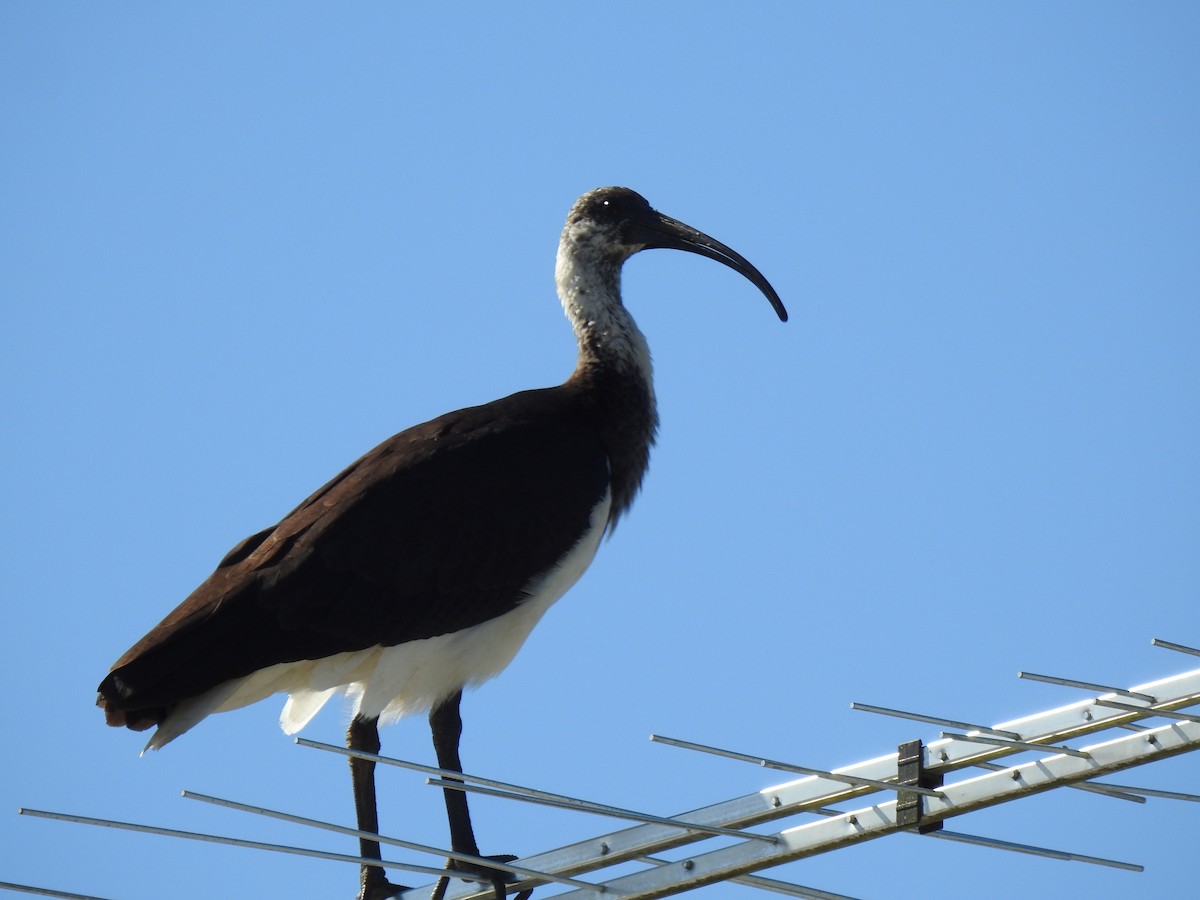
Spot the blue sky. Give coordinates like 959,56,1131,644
2,4,1197,899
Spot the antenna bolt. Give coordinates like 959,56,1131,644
681,860,695,872
771,795,782,808
939,750,949,762
1010,769,1021,781
1147,734,1159,746
599,841,610,855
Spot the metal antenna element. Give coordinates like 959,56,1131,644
925,829,1142,872
425,779,778,844
1017,670,1158,703
180,791,598,890
1152,637,1200,657
938,731,1091,759
1104,784,1200,803
298,738,775,842
648,734,946,798
0,882,112,900
16,808,463,881
1091,698,1200,724
848,702,1021,739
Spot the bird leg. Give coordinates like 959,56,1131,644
429,691,531,900
348,714,408,900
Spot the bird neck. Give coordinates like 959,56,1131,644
556,246,653,382
556,244,658,525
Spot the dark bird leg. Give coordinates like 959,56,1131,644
429,691,531,900
349,714,407,900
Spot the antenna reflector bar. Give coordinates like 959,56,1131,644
17,808,459,881
1091,698,1200,724
1017,671,1157,703
1152,637,1200,657
650,734,945,798
940,731,1090,758
927,829,1143,872
424,779,778,844
0,882,112,900
849,702,1021,739
180,791,597,890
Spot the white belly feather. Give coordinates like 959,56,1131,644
145,489,611,752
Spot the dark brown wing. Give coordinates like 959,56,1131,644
98,384,610,728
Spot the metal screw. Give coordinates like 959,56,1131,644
681,860,695,872
599,841,610,855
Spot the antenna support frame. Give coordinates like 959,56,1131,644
897,738,944,834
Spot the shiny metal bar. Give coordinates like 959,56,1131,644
17,808,460,881
939,731,1090,759
1091,698,1200,724
1018,671,1157,703
848,702,1020,739
649,734,946,798
926,829,1142,871
424,779,777,844
0,882,112,900
1152,637,1200,657
181,791,597,889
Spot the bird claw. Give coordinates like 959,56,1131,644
356,874,410,900
431,853,532,900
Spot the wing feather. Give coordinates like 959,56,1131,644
98,385,609,726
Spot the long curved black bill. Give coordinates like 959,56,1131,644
629,211,788,322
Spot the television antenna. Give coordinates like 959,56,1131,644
9,637,1199,900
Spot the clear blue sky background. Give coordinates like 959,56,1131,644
2,4,1197,899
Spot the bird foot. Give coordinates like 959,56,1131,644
432,853,532,900
357,873,410,900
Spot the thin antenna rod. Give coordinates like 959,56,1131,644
1017,671,1157,703
298,737,774,842
1099,784,1200,803
425,779,778,844
1091,699,1200,724
181,791,597,890
0,882,112,900
848,702,1021,739
939,732,1090,759
17,808,462,881
298,737,485,779
649,734,945,798
926,830,1143,872
1151,638,1200,657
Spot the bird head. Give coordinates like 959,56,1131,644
559,186,788,322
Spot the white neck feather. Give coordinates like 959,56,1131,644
555,224,654,386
